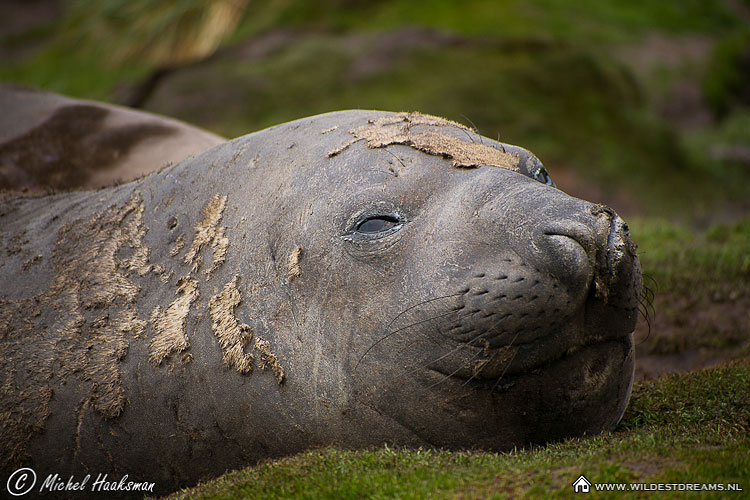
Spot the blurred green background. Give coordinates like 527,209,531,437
2,2,748,497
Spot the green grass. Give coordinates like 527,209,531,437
3,0,742,102
232,0,740,43
158,360,749,499
0,44,149,101
629,216,750,293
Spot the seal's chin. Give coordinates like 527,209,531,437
434,334,633,391
429,327,635,444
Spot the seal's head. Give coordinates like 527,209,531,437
253,111,641,450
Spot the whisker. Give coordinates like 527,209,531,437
458,127,476,144
354,295,465,370
643,273,659,293
382,148,406,170
385,293,465,332
635,286,654,345
406,332,485,379
490,330,522,391
427,349,485,390
460,114,483,145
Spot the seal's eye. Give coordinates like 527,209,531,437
532,165,555,186
356,215,401,234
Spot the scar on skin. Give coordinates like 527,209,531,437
321,126,338,134
287,246,303,281
208,276,255,374
149,277,199,365
184,194,228,275
328,112,520,171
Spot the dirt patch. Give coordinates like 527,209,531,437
329,112,520,171
633,286,750,381
615,34,713,72
183,193,228,275
622,455,685,479
208,276,255,374
287,246,303,282
0,192,150,468
149,277,199,366
615,33,715,130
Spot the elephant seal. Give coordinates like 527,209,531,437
0,110,641,496
0,84,224,192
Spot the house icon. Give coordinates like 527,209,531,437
572,475,592,493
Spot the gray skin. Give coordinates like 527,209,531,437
0,110,641,496
0,83,224,191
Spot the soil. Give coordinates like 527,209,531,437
633,286,749,381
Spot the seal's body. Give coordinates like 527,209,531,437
0,84,224,191
0,110,640,495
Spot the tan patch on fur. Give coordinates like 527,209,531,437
184,194,228,274
254,337,285,384
149,277,198,365
287,247,303,281
208,225,229,277
328,112,520,171
208,276,255,374
208,276,285,383
160,268,175,284
170,233,185,257
0,192,150,468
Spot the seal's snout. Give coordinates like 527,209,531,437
535,205,640,314
589,206,642,312
539,221,597,297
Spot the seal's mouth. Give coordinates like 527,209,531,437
431,326,630,383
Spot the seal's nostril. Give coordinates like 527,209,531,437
542,221,596,258
540,232,594,296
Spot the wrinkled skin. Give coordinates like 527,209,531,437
0,110,640,496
